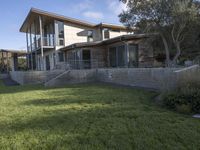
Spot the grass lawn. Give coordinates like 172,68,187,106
0,81,200,150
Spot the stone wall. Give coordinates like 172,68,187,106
45,69,96,87
10,70,64,85
0,73,9,79
10,65,200,91
97,68,179,90
175,65,200,86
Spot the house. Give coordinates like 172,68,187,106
0,49,27,73
20,8,155,71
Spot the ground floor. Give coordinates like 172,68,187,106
27,34,155,71
0,82,200,149
0,49,27,73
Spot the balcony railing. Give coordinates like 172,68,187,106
28,37,55,51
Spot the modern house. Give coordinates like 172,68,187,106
20,8,155,71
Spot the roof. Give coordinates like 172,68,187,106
0,49,27,56
20,8,132,33
60,34,156,51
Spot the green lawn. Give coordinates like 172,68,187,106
0,82,200,150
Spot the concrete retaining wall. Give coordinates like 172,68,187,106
10,65,200,91
10,70,64,85
174,65,200,86
97,68,179,90
45,69,97,87
0,74,9,79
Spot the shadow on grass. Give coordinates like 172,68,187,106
1,102,199,149
1,83,200,149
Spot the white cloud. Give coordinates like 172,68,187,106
83,11,104,20
72,0,93,12
107,0,128,15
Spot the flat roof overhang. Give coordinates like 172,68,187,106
20,8,135,33
59,34,157,51
0,49,27,57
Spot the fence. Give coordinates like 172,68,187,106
66,59,105,70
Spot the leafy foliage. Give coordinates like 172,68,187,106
162,83,200,113
119,0,200,66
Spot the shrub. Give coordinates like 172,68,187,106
162,83,200,114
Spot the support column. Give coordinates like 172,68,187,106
34,20,38,70
13,53,18,71
6,52,9,73
125,43,129,68
39,16,44,70
26,31,30,69
29,26,34,70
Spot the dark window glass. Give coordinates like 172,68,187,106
58,52,64,62
58,21,64,39
117,45,126,67
56,21,64,46
109,47,117,67
104,29,110,39
128,44,138,67
87,30,93,42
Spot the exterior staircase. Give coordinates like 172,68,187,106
44,69,71,87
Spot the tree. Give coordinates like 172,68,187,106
119,0,200,67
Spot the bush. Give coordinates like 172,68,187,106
162,83,200,114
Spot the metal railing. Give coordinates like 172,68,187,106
54,60,105,70
68,59,104,70
28,37,55,51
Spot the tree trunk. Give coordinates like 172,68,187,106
160,33,171,67
173,42,181,65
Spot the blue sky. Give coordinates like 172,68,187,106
0,0,126,50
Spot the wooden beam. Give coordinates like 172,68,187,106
39,15,44,70
29,26,34,70
34,20,38,70
6,52,9,73
26,31,30,69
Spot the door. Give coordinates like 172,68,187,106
45,55,50,70
82,50,91,69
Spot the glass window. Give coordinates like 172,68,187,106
56,21,64,46
58,52,64,62
87,30,93,42
117,45,126,67
58,21,64,39
109,47,117,67
128,44,138,67
104,29,110,39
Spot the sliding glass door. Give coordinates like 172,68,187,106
118,45,126,67
128,44,139,67
109,44,138,68
109,45,126,68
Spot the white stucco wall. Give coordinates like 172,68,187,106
64,22,89,46
109,30,128,39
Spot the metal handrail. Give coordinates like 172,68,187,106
28,37,55,51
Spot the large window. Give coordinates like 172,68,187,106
109,47,117,67
117,45,126,67
109,45,126,67
56,21,64,46
58,52,64,62
128,44,138,67
104,29,110,39
87,30,93,42
109,44,138,68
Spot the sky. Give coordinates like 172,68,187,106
0,0,126,50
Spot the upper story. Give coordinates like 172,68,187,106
20,8,135,52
